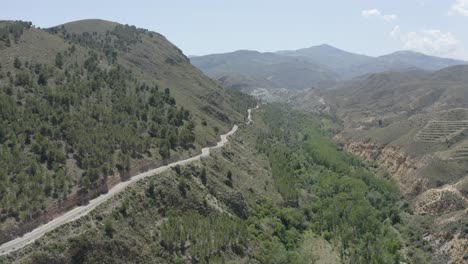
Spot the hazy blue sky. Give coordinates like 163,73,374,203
2,0,468,59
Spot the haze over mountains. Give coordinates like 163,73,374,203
191,44,468,96
190,49,340,90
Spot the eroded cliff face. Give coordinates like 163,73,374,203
424,228,468,264
338,137,468,264
341,139,426,197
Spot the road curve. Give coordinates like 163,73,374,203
0,107,257,256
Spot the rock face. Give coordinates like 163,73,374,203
425,230,468,264
342,139,425,197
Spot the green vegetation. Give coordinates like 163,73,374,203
160,212,248,260
0,45,199,223
1,104,435,264
247,105,405,263
0,19,441,264
0,19,256,247
47,23,148,58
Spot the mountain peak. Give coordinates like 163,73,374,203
276,44,374,70
383,50,427,57
56,19,119,34
315,43,337,49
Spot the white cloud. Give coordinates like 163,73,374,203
382,14,398,22
362,9,381,18
390,26,466,59
416,0,427,6
450,0,468,16
361,9,398,21
390,25,401,39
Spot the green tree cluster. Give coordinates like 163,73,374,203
160,212,248,262
250,105,403,263
0,43,195,225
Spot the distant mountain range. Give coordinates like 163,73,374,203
190,49,340,91
190,44,467,93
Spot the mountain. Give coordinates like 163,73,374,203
380,50,467,71
277,44,374,70
279,46,467,78
190,50,340,92
192,45,468,98
0,19,255,245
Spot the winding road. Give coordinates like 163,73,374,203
0,106,257,256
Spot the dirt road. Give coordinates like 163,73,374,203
0,107,256,256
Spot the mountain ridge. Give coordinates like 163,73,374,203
190,44,468,100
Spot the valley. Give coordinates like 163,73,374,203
2,105,427,264
0,11,467,264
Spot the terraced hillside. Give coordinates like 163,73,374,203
447,141,468,160
437,138,468,160
415,120,468,142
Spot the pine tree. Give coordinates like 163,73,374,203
13,56,21,69
55,52,64,69
200,168,207,185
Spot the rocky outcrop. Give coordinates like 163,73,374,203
415,186,468,215
342,139,427,197
424,230,468,264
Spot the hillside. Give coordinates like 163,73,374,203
328,66,468,128
0,19,256,244
322,65,468,263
